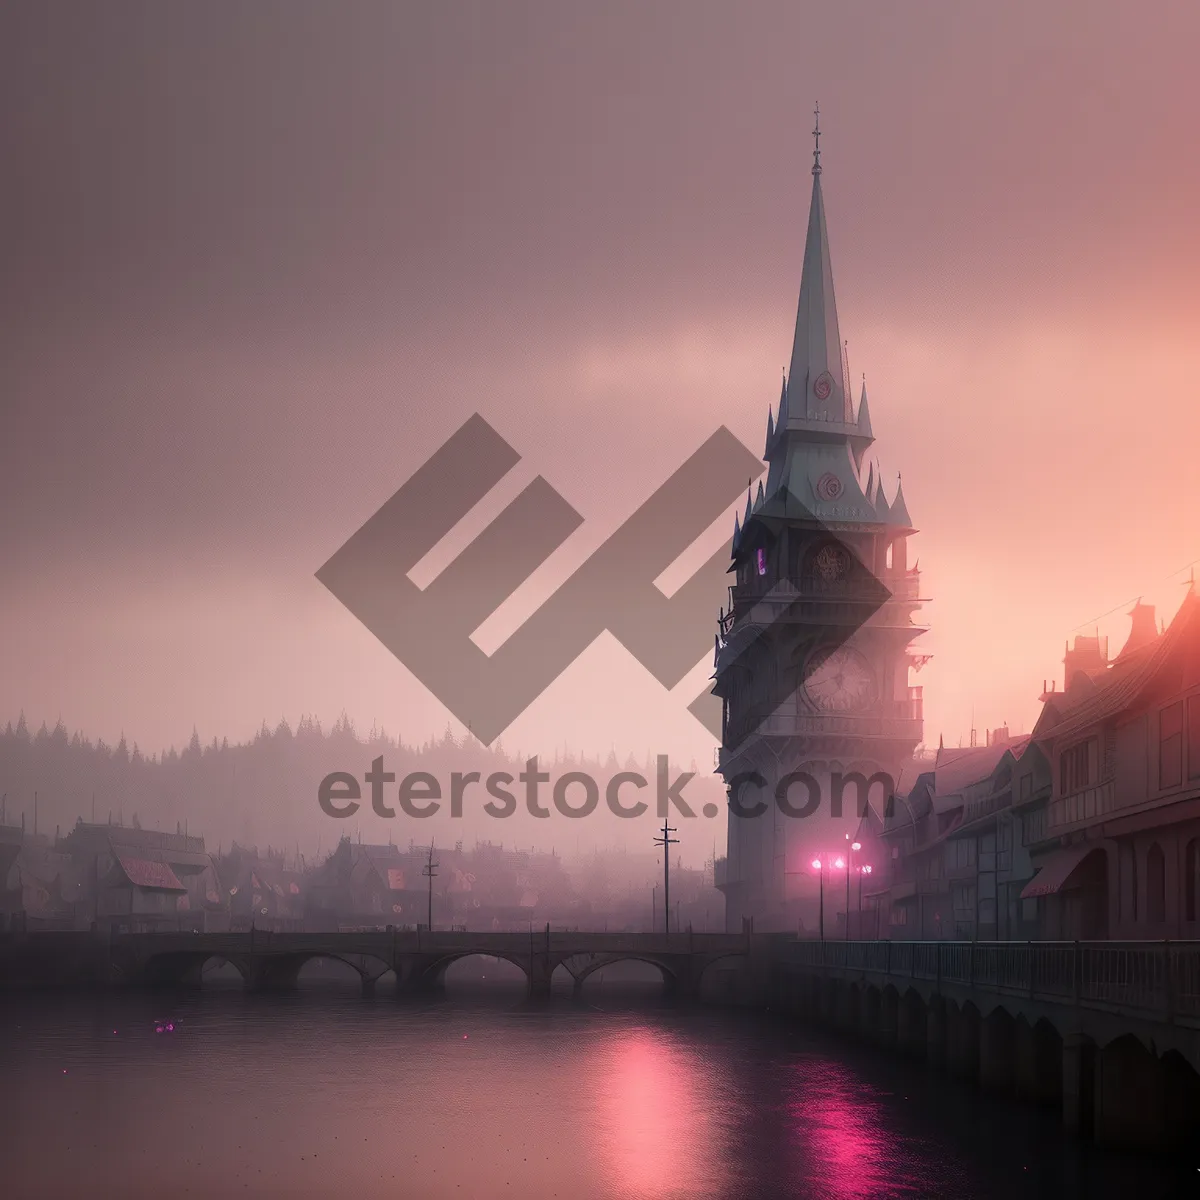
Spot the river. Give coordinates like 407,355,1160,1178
0,973,1192,1199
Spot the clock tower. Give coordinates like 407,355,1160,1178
714,112,927,932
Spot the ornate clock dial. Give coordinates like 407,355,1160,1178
803,646,875,713
813,371,833,401
813,543,850,582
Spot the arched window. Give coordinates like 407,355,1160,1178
1186,839,1200,924
1147,842,1166,924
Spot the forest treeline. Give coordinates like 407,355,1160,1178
0,713,721,859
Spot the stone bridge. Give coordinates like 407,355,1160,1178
101,928,760,1000
772,939,1200,1152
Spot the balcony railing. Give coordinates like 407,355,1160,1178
961,785,1012,828
1047,779,1117,831
751,710,923,741
783,939,1200,1023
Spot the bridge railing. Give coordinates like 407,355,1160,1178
784,939,1200,1022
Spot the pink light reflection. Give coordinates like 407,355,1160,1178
787,1058,892,1198
587,1026,727,1199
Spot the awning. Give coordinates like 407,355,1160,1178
114,855,187,893
1020,844,1094,899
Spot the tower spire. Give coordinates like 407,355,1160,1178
784,102,849,427
812,100,822,176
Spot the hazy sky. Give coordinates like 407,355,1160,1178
4,3,1200,779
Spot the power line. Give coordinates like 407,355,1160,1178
1066,555,1199,634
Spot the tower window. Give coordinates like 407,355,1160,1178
756,547,766,576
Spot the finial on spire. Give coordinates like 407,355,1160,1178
812,101,822,176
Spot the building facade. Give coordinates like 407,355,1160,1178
1023,591,1200,940
854,592,1200,942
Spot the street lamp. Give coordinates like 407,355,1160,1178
832,855,848,940
811,858,824,940
857,864,873,938
844,837,861,939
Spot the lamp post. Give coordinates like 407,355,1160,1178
833,855,846,937
811,858,825,940
847,840,861,938
858,864,873,937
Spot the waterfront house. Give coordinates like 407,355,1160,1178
58,820,220,931
306,838,431,928
216,843,305,930
1026,588,1200,939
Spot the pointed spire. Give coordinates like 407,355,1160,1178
743,484,753,529
873,463,891,520
889,473,912,528
784,102,849,427
731,509,742,552
754,480,764,511
856,376,873,438
764,406,774,453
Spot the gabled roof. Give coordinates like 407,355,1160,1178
1035,590,1197,745
932,739,1027,797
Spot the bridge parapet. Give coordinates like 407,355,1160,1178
101,929,763,999
784,939,1200,1026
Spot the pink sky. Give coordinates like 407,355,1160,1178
3,3,1199,821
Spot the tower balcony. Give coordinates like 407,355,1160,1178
879,568,923,603
729,694,924,747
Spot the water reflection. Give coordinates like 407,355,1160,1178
587,1025,726,1198
0,993,1190,1199
784,1056,964,1199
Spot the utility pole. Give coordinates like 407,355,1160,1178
423,842,439,931
654,820,678,935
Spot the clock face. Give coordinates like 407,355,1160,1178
813,543,850,581
803,646,875,713
813,372,833,401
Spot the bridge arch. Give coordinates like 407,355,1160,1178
693,951,751,1002
285,952,395,991
574,955,678,991
415,950,535,992
140,951,251,989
